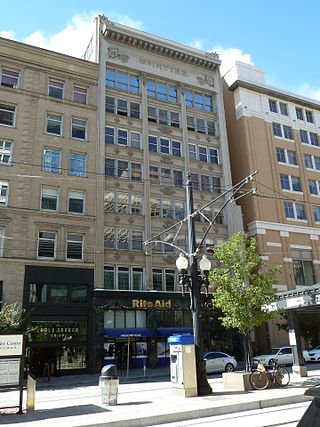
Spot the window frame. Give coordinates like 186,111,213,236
0,104,16,127
48,80,64,99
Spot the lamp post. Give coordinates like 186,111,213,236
175,175,212,396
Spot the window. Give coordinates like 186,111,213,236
38,231,56,258
130,132,141,149
188,144,197,160
185,91,213,112
68,191,85,214
73,86,88,104
148,136,181,156
189,145,219,163
106,68,139,93
46,114,62,136
41,187,58,211
272,122,293,139
0,182,9,206
1,69,19,88
284,202,306,220
147,80,177,102
105,126,140,149
276,148,297,165
131,163,142,181
308,180,319,196
105,159,142,181
0,104,15,127
173,170,183,187
153,269,163,291
269,99,277,113
147,106,179,127
300,130,308,144
304,154,320,171
300,130,319,146
43,148,61,174
66,234,83,261
279,102,288,116
292,250,315,286
104,266,145,290
296,107,304,120
104,227,115,248
69,152,86,177
132,231,143,250
149,166,159,183
0,228,4,258
48,80,64,99
280,174,301,192
313,206,320,221
310,133,319,146
71,118,87,140
107,97,140,118
306,110,314,123
212,177,221,193
105,127,115,144
0,140,12,164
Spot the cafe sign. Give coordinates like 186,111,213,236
132,299,172,309
0,334,23,357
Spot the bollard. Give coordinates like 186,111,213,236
27,373,36,412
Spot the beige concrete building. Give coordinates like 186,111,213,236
223,61,320,351
0,37,99,373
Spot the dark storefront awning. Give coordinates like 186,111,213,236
156,328,193,337
104,328,152,338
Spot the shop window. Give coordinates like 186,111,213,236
71,285,87,303
48,285,68,303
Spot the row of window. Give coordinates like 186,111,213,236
106,96,217,135
272,122,318,146
269,99,314,123
104,228,143,251
276,147,320,172
0,68,88,104
29,283,88,304
38,231,84,260
284,201,320,222
106,68,214,112
0,104,88,141
104,266,177,291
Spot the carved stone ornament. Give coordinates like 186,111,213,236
107,47,129,63
114,182,120,188
127,150,133,156
196,135,201,140
161,186,175,196
208,165,214,171
206,137,211,143
113,117,120,123
206,51,219,60
196,74,215,87
127,119,133,126
113,147,120,154
114,216,120,223
128,183,134,190
129,255,135,262
128,217,134,224
160,155,173,164
157,125,172,135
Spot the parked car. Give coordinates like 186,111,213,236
308,345,320,362
203,351,237,373
253,346,310,366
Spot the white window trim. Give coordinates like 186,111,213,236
66,234,84,261
40,186,59,211
45,113,63,137
71,117,88,141
37,231,57,259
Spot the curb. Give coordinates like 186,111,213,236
78,393,314,427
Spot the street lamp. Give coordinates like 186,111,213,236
175,176,212,396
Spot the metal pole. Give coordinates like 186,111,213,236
186,174,212,396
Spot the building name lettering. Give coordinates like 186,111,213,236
139,58,188,77
132,299,172,308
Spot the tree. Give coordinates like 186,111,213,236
209,232,281,371
0,302,26,334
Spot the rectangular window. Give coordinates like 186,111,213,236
118,229,129,249
283,125,293,140
201,175,211,192
309,180,319,195
159,109,168,125
73,86,88,104
269,99,277,113
132,268,143,290
207,120,216,136
284,202,306,220
69,152,86,177
313,206,320,221
129,102,140,118
149,166,159,183
188,144,197,161
160,138,170,154
66,234,83,260
280,174,301,192
46,114,62,136
148,106,157,122
306,110,314,123
172,140,181,157
71,118,87,140
165,270,175,292
118,160,129,179
276,148,286,163
150,198,160,217
187,115,195,131
48,80,64,99
104,267,115,289
300,130,308,144
170,111,180,127
153,269,163,291
272,122,282,137
105,127,115,144
118,267,130,290
131,163,142,181
287,150,297,165
173,170,183,187
104,192,115,213
185,91,213,112
38,231,56,258
0,104,15,127
117,194,129,213
104,227,115,249
149,136,157,152
131,195,142,214
41,187,58,211
105,158,115,177
117,129,128,145
106,68,140,93
0,140,12,164
117,99,128,116
212,177,221,193
132,231,143,250
304,154,313,169
209,148,219,164
0,229,4,258
68,191,84,214
106,96,115,113
199,146,208,162
147,80,177,103
296,107,304,120
310,132,319,146
1,69,19,88
279,102,288,116
0,182,9,206
190,173,199,190
130,132,141,149
43,148,61,174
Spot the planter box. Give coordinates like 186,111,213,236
223,371,252,391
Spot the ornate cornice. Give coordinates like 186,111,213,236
100,17,220,71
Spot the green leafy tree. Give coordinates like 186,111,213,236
209,232,281,371
0,302,26,334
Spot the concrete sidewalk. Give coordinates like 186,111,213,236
1,369,320,426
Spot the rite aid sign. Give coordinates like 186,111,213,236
0,334,23,356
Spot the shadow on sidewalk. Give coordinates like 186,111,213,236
0,404,108,424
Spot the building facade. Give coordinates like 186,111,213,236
86,16,242,369
0,37,99,375
223,61,320,352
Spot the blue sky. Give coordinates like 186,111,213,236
2,0,320,99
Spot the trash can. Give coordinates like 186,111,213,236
99,364,119,405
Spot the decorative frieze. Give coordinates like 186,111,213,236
107,47,129,63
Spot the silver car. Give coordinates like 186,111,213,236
308,345,320,362
203,351,237,373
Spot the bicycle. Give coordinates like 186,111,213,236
249,360,290,390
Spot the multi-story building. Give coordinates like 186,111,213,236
0,37,99,374
86,16,242,369
223,61,320,352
